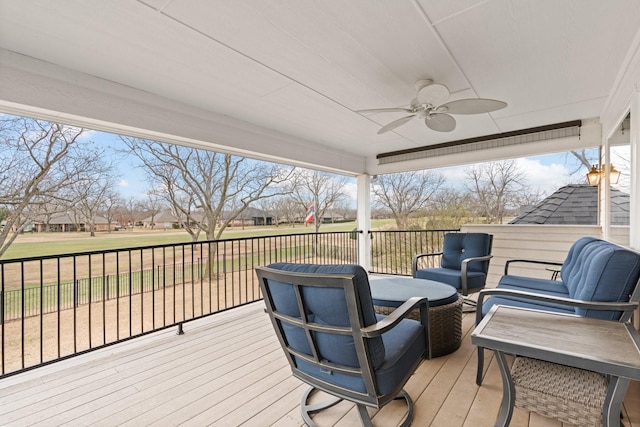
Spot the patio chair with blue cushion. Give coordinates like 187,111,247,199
255,263,430,427
412,232,493,311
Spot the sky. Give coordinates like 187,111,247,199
86,128,603,205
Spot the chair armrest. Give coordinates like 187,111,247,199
504,259,563,275
362,296,429,337
462,255,493,265
412,252,443,277
460,254,493,294
363,296,431,359
475,288,639,326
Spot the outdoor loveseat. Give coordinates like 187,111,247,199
476,236,640,383
478,236,640,320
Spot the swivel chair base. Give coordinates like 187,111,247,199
300,386,415,427
462,296,477,313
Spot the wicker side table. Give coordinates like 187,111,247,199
471,305,640,427
369,276,463,357
511,356,608,426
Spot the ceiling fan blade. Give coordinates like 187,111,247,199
438,98,507,115
425,113,456,132
417,83,450,106
357,107,413,114
378,115,415,134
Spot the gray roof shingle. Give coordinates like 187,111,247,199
509,184,629,225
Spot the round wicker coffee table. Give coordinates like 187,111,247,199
369,276,463,358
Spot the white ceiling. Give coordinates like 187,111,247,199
1,0,639,176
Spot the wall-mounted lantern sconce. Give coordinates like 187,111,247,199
586,164,620,186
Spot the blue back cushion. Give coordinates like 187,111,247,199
559,236,599,283
441,233,492,273
264,263,386,369
559,239,640,317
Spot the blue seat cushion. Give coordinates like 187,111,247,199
497,275,570,298
295,315,425,395
415,268,487,292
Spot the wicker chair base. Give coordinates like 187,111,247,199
375,294,463,357
511,356,608,427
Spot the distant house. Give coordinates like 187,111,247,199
228,208,274,226
32,211,116,232
510,184,629,225
140,209,182,229
140,207,275,228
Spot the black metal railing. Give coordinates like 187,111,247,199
0,228,456,378
369,229,457,275
1,260,205,321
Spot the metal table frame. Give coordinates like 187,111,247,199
471,305,640,427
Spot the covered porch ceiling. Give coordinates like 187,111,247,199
1,0,640,176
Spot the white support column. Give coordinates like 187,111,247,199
631,89,640,250
356,174,371,270
602,143,610,240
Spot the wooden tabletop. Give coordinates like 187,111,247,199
471,305,640,380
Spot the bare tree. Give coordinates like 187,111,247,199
119,137,293,241
569,150,594,170
273,196,302,227
372,170,445,230
464,160,527,224
123,197,141,229
0,116,96,257
101,191,123,233
421,187,475,230
564,149,602,185
68,157,116,236
141,191,164,229
288,170,349,232
332,201,355,221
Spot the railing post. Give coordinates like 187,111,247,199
176,323,184,335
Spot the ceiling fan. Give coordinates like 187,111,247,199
357,79,507,134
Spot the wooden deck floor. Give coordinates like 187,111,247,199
0,301,638,426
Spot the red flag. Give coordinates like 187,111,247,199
304,203,315,224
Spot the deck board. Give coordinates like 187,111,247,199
0,301,637,426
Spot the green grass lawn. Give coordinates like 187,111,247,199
3,220,394,260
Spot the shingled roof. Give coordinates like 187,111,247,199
509,184,629,225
